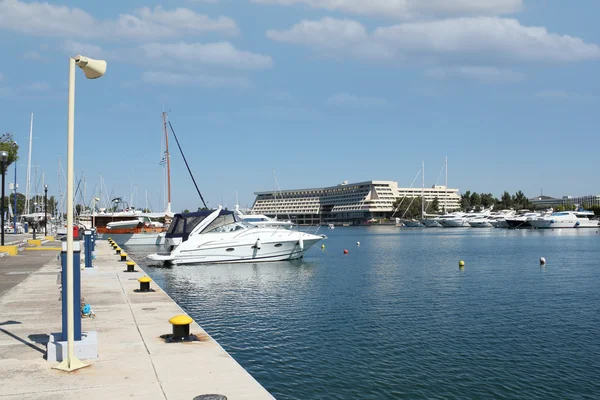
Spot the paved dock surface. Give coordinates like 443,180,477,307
0,241,274,400
0,248,58,297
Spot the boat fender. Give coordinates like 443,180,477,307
575,221,580,227
550,220,555,224
298,236,304,251
254,238,261,250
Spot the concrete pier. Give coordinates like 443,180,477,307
0,240,274,399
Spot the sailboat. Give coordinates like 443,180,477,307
91,112,173,246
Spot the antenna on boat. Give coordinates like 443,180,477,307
162,112,172,216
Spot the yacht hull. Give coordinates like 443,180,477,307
440,219,468,227
469,221,493,228
148,237,322,265
421,220,442,228
531,220,599,229
505,219,533,229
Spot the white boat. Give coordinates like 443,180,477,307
468,216,494,228
148,207,325,265
234,206,294,228
438,212,468,227
107,220,141,230
328,223,335,230
402,219,424,227
531,210,599,229
421,218,442,228
505,211,548,229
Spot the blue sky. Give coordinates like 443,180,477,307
0,0,599,212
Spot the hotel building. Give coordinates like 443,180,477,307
251,180,461,225
530,194,600,208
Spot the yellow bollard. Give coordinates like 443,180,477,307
169,315,194,339
126,261,136,272
120,252,128,262
137,276,152,292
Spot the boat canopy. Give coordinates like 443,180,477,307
166,209,235,241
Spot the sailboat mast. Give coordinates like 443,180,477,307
445,156,448,214
422,160,425,219
25,113,33,214
445,156,448,188
162,112,172,215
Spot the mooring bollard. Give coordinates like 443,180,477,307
120,252,128,262
126,261,136,272
138,276,152,292
116,247,122,255
169,315,193,339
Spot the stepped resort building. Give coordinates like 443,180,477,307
251,180,461,225
530,194,600,208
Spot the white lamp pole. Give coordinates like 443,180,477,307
55,55,106,373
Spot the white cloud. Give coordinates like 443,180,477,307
327,93,389,108
425,66,525,83
23,50,42,60
267,18,393,61
63,40,110,59
253,0,523,19
373,18,600,63
142,71,252,88
23,81,51,91
268,17,600,64
0,0,238,40
139,42,274,70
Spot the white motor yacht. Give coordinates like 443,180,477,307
468,216,494,228
439,213,470,227
234,206,294,229
421,218,442,227
148,207,325,265
531,210,599,229
506,210,551,229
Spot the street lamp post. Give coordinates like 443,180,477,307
44,184,48,236
0,150,8,246
54,55,106,373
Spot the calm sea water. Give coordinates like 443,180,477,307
126,227,600,399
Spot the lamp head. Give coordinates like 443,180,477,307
44,184,48,190
0,150,8,163
74,55,107,79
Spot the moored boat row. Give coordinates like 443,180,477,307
414,208,599,229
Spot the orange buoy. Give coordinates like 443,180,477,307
343,249,348,254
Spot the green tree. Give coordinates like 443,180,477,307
470,192,482,209
6,192,26,214
392,197,424,219
429,196,440,214
460,190,472,211
182,209,190,213
481,193,496,209
499,191,512,209
512,191,529,209
0,133,19,174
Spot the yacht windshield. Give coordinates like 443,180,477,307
166,213,210,241
202,213,236,233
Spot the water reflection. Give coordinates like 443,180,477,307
124,228,600,400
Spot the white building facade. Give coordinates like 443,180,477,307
531,194,600,208
251,180,461,225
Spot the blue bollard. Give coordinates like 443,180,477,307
84,230,93,268
61,241,82,341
